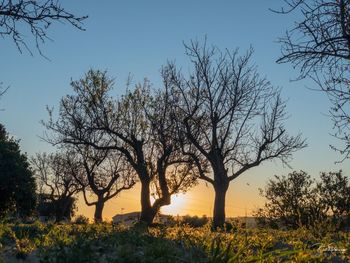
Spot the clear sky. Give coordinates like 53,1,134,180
1,1,349,220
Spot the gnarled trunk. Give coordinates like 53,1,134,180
140,207,158,225
94,195,104,223
212,180,229,229
139,178,155,224
139,177,171,225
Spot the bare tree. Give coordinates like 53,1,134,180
276,0,350,160
71,145,136,223
31,151,80,221
165,40,306,228
44,70,198,225
0,0,87,55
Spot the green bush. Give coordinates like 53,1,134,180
256,170,350,231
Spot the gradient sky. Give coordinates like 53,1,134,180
1,1,349,220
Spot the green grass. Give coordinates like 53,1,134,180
0,221,349,262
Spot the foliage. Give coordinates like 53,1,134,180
37,194,77,222
257,170,350,231
181,215,209,228
318,171,350,228
73,215,90,225
1,222,350,262
0,123,36,218
256,171,322,229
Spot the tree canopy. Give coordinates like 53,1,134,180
0,123,36,218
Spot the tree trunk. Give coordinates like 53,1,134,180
212,182,229,229
54,198,65,223
140,207,158,225
139,178,155,225
94,195,104,223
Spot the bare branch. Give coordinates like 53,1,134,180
0,0,87,55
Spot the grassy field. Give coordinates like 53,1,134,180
0,221,349,262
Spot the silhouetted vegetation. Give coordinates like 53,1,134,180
40,39,307,228
256,170,350,231
70,145,136,223
31,152,80,222
277,0,350,160
37,194,76,222
181,215,209,228
73,215,90,224
318,171,350,228
0,123,36,219
164,40,306,228
44,70,198,225
3,1,350,261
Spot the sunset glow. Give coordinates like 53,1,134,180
1,1,350,225
161,194,187,215
2,1,350,261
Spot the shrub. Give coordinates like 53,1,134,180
0,123,36,219
181,215,209,228
318,171,350,229
256,170,350,230
73,215,89,225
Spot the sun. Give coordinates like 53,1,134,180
162,194,187,215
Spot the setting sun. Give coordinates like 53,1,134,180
161,194,187,215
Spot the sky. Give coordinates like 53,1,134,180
1,1,349,220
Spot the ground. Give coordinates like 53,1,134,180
0,221,349,262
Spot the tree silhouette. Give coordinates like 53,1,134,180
0,123,36,218
70,145,136,223
44,70,197,225
164,40,306,228
32,151,80,221
257,170,350,229
0,0,87,55
276,0,350,160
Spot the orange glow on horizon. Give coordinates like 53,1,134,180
75,175,265,222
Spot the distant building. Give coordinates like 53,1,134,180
112,211,140,225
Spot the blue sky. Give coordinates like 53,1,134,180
1,1,348,217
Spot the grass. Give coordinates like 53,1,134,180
0,221,349,262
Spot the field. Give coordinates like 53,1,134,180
0,222,349,262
